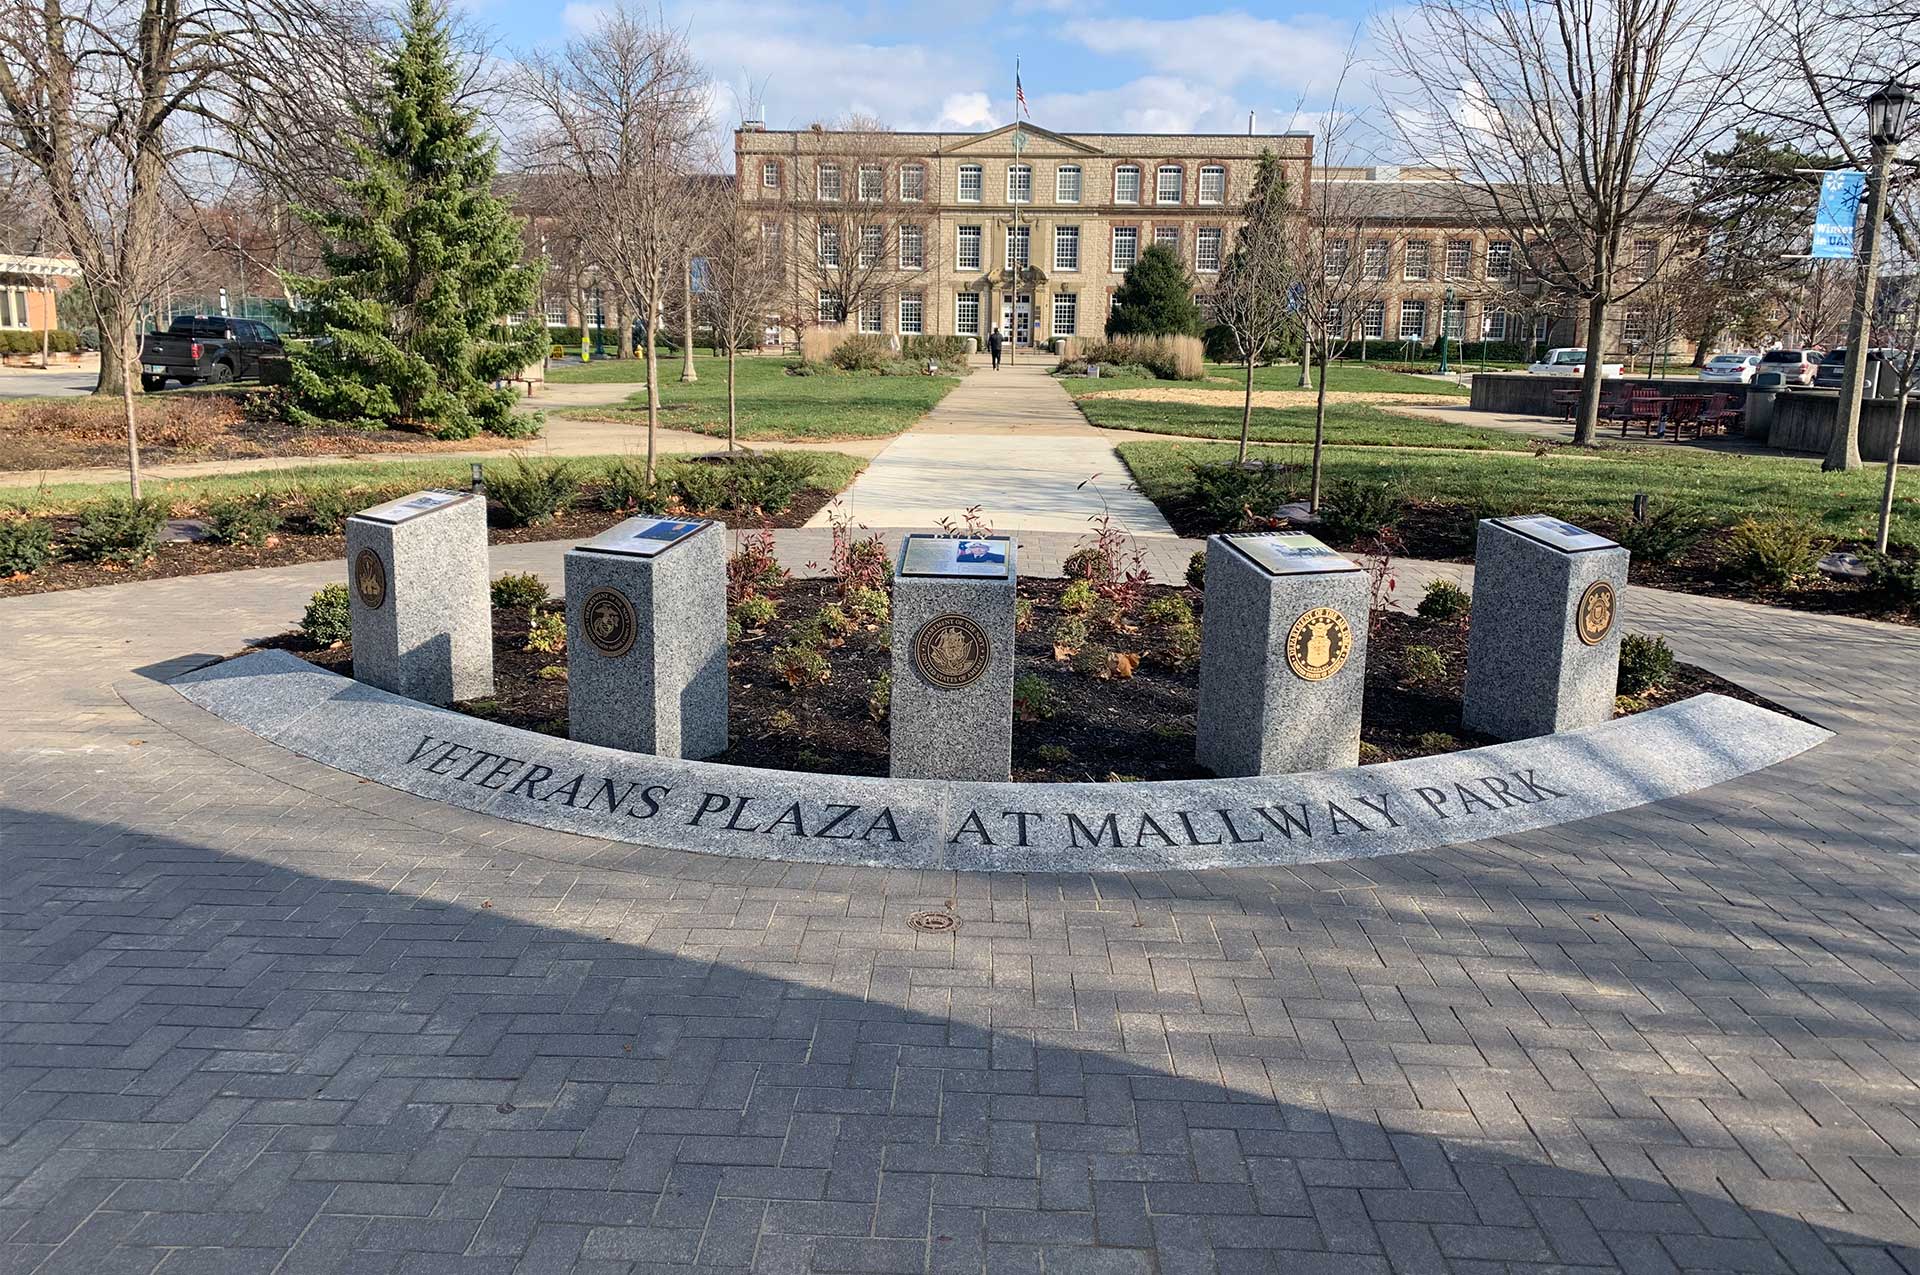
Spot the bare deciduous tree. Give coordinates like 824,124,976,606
699,194,783,452
1381,0,1755,445
779,118,923,338
1207,152,1300,468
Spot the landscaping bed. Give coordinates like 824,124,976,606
268,563,1788,784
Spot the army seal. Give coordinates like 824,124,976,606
1576,580,1616,646
353,549,387,611
912,614,990,689
1284,606,1353,682
582,588,637,658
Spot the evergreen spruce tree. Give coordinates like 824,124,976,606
285,0,546,439
1108,245,1203,337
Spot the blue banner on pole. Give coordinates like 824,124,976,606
1810,170,1866,259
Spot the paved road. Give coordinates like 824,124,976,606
3,540,1919,1274
0,366,97,400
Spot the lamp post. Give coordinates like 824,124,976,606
1827,81,1913,472
1439,286,1452,375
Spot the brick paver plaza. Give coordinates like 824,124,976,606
4,527,1920,1274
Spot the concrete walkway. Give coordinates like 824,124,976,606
808,357,1177,537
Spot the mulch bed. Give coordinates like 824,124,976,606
0,484,840,599
272,576,1795,783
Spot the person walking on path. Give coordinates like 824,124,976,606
987,326,1003,370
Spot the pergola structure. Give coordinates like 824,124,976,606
0,253,83,367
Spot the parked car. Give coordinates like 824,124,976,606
1756,347,1821,387
1812,347,1904,392
1699,352,1761,383
138,316,282,390
1526,347,1625,377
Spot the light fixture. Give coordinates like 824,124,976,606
1866,82,1914,147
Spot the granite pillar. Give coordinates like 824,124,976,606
890,534,1016,781
1195,532,1369,777
564,517,727,759
1463,515,1630,740
345,489,492,707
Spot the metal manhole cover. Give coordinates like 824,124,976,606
907,910,959,934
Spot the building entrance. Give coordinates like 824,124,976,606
1000,294,1032,346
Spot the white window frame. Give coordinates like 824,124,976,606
1633,238,1658,279
899,224,924,270
958,164,983,203
1487,240,1515,281
817,223,841,267
1444,239,1472,280
898,291,924,336
816,163,842,201
1114,165,1141,204
857,297,883,334
1007,164,1033,204
761,160,780,189
857,224,882,269
1482,308,1508,340
543,296,568,326
818,291,843,323
1053,225,1079,272
1534,314,1551,341
1055,165,1081,203
1197,165,1225,205
1622,307,1648,344
587,288,605,327
857,164,883,202
1441,298,1466,340
1398,300,1427,341
1195,227,1222,274
1155,165,1183,205
1005,225,1030,269
1403,240,1431,282
1323,238,1350,280
1362,240,1389,281
1153,226,1179,253
1111,226,1138,271
1325,302,1344,335
1362,300,1385,339
1052,292,1078,336
899,163,924,202
957,225,982,271
956,291,981,336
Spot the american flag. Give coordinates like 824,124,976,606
1016,64,1030,118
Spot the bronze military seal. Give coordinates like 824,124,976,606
1284,606,1353,682
912,614,990,689
353,549,387,610
1576,580,1616,645
582,588,637,658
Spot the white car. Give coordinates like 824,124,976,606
1699,352,1760,383
1527,347,1624,377
1756,348,1821,386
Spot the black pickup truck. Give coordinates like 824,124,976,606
138,316,282,390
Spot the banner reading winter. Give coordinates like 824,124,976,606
1810,170,1867,259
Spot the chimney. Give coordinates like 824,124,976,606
1248,111,1256,135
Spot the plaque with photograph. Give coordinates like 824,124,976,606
1496,514,1617,554
579,517,708,558
1223,532,1359,576
355,489,471,524
898,534,1011,579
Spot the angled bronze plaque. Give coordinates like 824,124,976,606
913,614,991,689
1285,606,1353,682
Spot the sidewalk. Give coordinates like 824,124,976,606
808,356,1177,537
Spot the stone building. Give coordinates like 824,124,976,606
735,122,1314,348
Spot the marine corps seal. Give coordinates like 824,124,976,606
912,614,990,689
582,588,637,658
1284,606,1353,682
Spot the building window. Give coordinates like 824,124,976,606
543,296,567,326
1053,225,1079,272
760,220,783,265
858,297,883,334
1362,300,1385,339
1323,238,1350,280
1056,165,1081,203
1052,292,1078,336
587,288,605,327
1622,307,1648,344
1482,308,1508,340
1156,165,1183,204
818,291,843,323
899,163,924,201
1633,238,1657,279
1197,165,1225,204
1535,314,1551,342
1403,240,1431,281
857,225,883,268
1487,240,1515,281
899,224,925,269
956,291,981,336
957,225,982,271
1005,225,1030,268
817,223,841,267
1154,226,1179,253
1444,239,1472,279
857,164,883,202
1362,239,1389,281
899,291,924,336
1007,164,1032,204
761,160,780,189
1112,226,1139,271
958,164,982,203
1441,298,1466,339
1325,302,1344,335
1196,227,1222,273
1399,300,1427,340
816,163,842,201
1114,165,1141,204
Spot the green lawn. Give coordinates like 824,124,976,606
1058,361,1470,401
1068,399,1574,452
1,450,867,514
1118,439,1918,546
548,354,964,441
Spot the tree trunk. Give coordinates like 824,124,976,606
616,294,634,359
93,295,136,397
1572,294,1607,446
1878,388,1909,553
1239,355,1254,465
1310,328,1331,512
643,296,661,485
727,346,738,452
679,261,697,383
120,346,143,500
1297,341,1311,390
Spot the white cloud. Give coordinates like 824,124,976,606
933,92,996,131
1069,12,1357,95
559,2,607,32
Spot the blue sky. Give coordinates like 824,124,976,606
477,1,1374,140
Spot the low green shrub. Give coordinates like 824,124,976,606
670,460,731,512
1072,641,1113,678
301,583,352,645
1063,545,1114,582
1188,460,1294,530
1400,644,1448,685
525,607,566,653
1617,632,1676,695
733,593,778,629
1862,550,1920,612
0,329,80,355
845,585,889,624
1317,476,1403,543
1722,517,1825,588
1186,550,1206,590
0,515,55,576
66,495,168,564
830,335,894,372
1060,579,1099,614
1013,674,1054,719
1052,615,1089,653
1142,595,1195,628
487,457,580,527
205,491,283,547
776,642,830,688
1616,501,1711,565
901,335,971,369
491,572,549,609
599,457,664,514
867,671,891,722
727,451,816,514
1416,579,1471,621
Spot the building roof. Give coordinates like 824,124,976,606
0,254,82,280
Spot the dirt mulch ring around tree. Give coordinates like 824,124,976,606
0,390,526,473
266,577,1795,784
0,483,843,599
